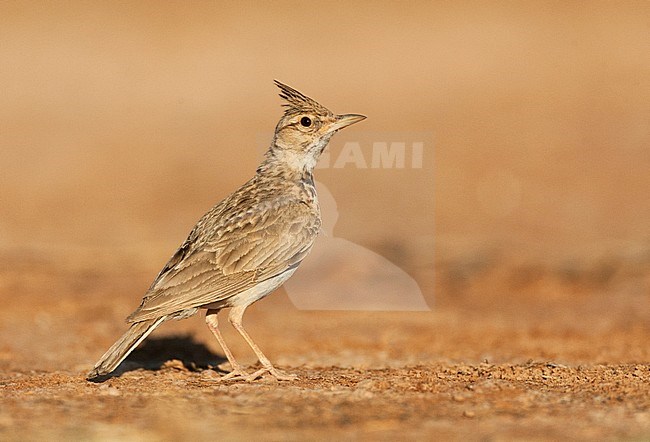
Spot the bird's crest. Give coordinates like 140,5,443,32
274,80,331,116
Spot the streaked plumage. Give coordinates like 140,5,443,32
87,81,365,381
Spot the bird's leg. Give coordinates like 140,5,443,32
227,304,297,381
205,309,249,380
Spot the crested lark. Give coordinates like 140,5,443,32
87,81,365,381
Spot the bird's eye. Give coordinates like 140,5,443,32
300,116,312,127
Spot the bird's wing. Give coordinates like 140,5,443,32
126,201,320,322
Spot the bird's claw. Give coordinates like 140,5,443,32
211,366,251,382
218,365,297,382
245,366,298,382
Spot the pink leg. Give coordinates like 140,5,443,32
227,304,297,381
205,309,249,380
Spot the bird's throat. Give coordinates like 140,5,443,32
258,144,320,179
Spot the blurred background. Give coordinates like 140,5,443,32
1,1,649,298
3,4,650,438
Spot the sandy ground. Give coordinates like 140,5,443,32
1,245,649,441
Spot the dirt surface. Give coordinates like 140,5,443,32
1,247,650,441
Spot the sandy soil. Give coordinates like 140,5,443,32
1,246,649,441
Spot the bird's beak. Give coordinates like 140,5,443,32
329,114,367,132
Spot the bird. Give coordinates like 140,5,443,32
87,80,366,382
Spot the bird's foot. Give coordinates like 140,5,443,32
244,365,298,382
216,367,251,381
207,363,251,382
212,363,297,382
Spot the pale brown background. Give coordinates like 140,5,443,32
1,2,650,440
3,1,649,258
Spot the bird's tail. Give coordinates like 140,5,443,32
86,316,166,380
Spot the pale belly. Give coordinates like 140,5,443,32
201,268,297,310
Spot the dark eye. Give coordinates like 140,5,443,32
300,116,312,127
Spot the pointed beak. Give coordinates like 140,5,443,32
328,114,367,132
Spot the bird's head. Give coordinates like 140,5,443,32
263,80,366,174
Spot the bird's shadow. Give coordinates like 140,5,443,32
89,334,225,382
